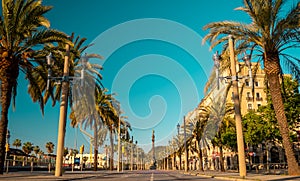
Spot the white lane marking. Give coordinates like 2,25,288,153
150,173,154,181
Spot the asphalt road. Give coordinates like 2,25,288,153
0,170,224,181
74,170,223,181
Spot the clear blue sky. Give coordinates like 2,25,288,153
8,0,255,154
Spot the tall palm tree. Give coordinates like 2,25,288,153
12,139,21,149
203,0,300,175
33,145,40,157
70,88,123,171
22,142,33,165
22,142,33,155
0,0,70,174
187,105,210,171
32,33,103,171
210,102,235,172
173,134,185,170
45,142,54,154
33,145,40,164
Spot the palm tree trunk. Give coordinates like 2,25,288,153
198,149,203,171
197,140,203,171
109,128,114,171
179,154,182,170
264,55,300,175
93,123,98,171
0,59,18,174
219,146,225,172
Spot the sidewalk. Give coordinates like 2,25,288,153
186,170,300,181
0,171,105,181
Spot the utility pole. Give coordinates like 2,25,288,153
228,35,246,177
55,44,70,177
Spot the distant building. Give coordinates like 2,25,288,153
226,62,267,115
181,62,270,170
64,153,107,169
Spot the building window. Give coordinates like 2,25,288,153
247,92,251,97
257,104,261,107
245,80,249,86
246,92,253,101
255,81,259,86
248,104,253,110
256,92,263,101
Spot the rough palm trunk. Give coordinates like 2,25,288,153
93,122,98,171
219,146,225,172
198,149,203,171
264,54,300,175
178,153,182,170
0,58,18,174
109,128,114,171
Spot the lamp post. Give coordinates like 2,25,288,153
152,130,156,166
131,136,133,171
117,117,121,172
183,116,188,172
136,141,138,170
53,43,70,177
5,130,10,173
212,35,248,177
46,44,87,176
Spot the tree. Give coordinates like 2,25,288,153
12,139,21,149
33,146,40,156
203,0,300,175
45,142,54,154
173,134,185,170
22,142,33,155
0,0,70,174
22,142,34,165
187,105,210,171
45,141,54,166
243,76,300,146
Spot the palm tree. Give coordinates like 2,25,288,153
203,0,300,175
45,141,54,168
45,142,54,154
12,139,21,149
187,105,210,171
0,0,71,174
173,134,185,170
22,142,34,155
33,146,40,157
209,101,235,172
22,142,33,166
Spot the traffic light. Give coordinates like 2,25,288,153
80,145,84,154
5,143,9,152
297,130,300,141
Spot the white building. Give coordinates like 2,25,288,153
64,153,107,169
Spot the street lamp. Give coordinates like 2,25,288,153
118,117,121,172
212,35,249,177
183,116,188,172
131,136,133,171
46,44,87,176
177,123,180,135
136,141,138,170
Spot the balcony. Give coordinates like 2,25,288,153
246,97,254,101
256,97,263,101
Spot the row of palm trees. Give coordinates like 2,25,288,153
160,0,300,175
12,139,55,157
0,0,130,174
